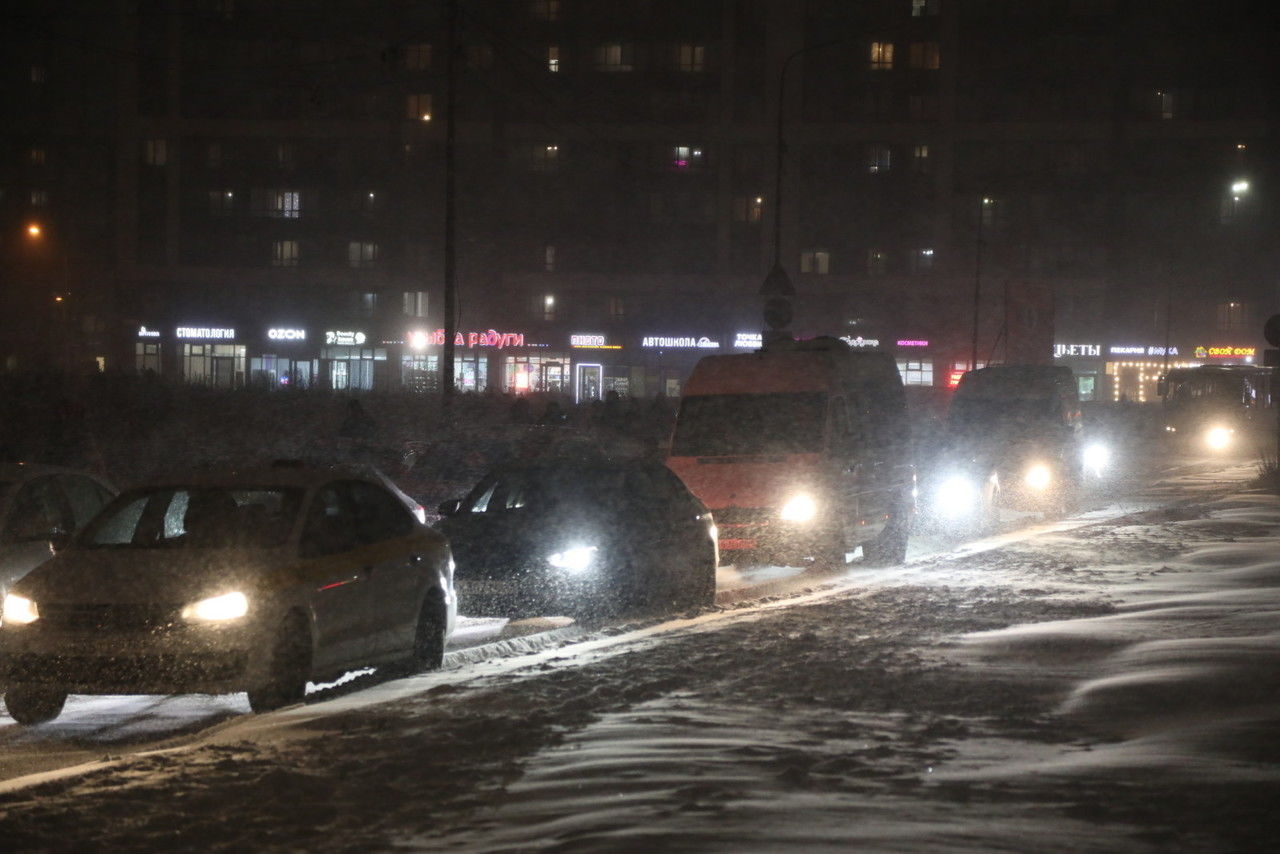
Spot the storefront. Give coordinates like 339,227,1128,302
400,328,536,393
568,333,625,401
320,329,386,391
1104,343,1195,403
135,325,162,374
1053,342,1105,401
246,326,312,388
177,326,245,388
638,333,724,397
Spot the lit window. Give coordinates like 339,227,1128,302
672,145,703,169
348,241,379,268
361,190,377,212
909,42,940,70
143,139,167,166
30,147,46,165
542,294,556,321
404,43,431,70
407,93,433,121
208,189,235,215
675,43,705,72
733,195,764,222
30,66,46,84
896,359,934,386
272,240,299,267
867,249,888,275
869,41,894,70
1153,90,1175,120
609,296,625,318
911,0,939,16
800,250,830,275
544,245,556,272
547,45,560,72
980,196,1001,228
358,292,377,315
910,248,935,272
274,191,300,219
31,189,48,207
531,0,560,21
866,144,891,173
403,291,428,317
912,144,930,172
596,43,634,72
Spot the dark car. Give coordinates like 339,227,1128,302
436,456,718,619
0,464,455,725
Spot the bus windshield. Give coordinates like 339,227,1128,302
671,393,827,456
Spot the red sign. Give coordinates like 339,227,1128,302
948,369,966,388
421,329,526,349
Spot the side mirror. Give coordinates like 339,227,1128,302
437,499,462,517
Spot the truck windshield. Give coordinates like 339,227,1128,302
671,393,827,456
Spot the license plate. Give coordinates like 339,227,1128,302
461,579,519,596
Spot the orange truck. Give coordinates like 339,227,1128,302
666,336,914,568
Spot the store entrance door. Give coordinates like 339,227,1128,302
576,364,602,402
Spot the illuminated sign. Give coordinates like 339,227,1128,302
734,332,763,349
1108,344,1178,357
268,328,306,341
137,326,160,338
1195,346,1257,359
896,339,929,348
642,336,720,349
1054,343,1101,357
570,333,620,349
840,336,881,348
177,326,235,340
325,330,367,346
947,369,966,388
408,329,527,349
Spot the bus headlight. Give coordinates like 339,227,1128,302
779,493,818,523
1082,442,1111,476
1024,463,1052,491
934,475,980,518
1205,426,1233,451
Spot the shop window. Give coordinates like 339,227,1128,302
404,43,431,70
402,290,427,317
866,144,891,173
547,45,560,72
869,41,894,71
531,0,560,21
506,354,568,394
30,147,46,165
135,341,161,373
272,240,299,267
407,93,433,121
733,195,764,222
674,43,705,72
596,43,635,72
896,359,934,386
143,139,167,166
909,41,941,70
867,249,888,276
672,145,703,170
800,250,830,275
912,144,930,173
348,241,379,268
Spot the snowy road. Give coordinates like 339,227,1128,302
0,451,1274,850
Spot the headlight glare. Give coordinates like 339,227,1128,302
182,591,249,622
1082,442,1111,476
1024,463,1052,491
779,493,818,523
2,593,39,625
934,475,980,518
1205,426,1233,451
547,545,598,574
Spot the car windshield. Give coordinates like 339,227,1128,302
80,486,303,549
948,396,1061,430
671,392,827,456
462,466,628,514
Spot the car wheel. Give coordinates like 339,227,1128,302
863,506,910,567
3,686,67,725
247,613,311,713
409,596,446,671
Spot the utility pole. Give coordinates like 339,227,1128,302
971,194,985,371
441,0,458,405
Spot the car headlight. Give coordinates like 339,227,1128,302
182,591,249,622
1082,442,1111,476
779,493,818,523
934,475,980,518
1205,426,1233,451
547,545,598,574
2,593,39,626
1024,463,1052,491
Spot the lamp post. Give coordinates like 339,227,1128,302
760,40,844,342
23,221,74,368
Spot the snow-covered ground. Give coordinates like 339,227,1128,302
0,454,1276,851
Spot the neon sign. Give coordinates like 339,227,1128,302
1054,343,1101,357
1195,346,1256,359
570,334,619,349
840,336,881,348
896,339,929,348
642,336,720,349
268,328,306,341
734,332,763,349
325,330,367,346
177,326,235,340
409,329,526,349
137,326,160,338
